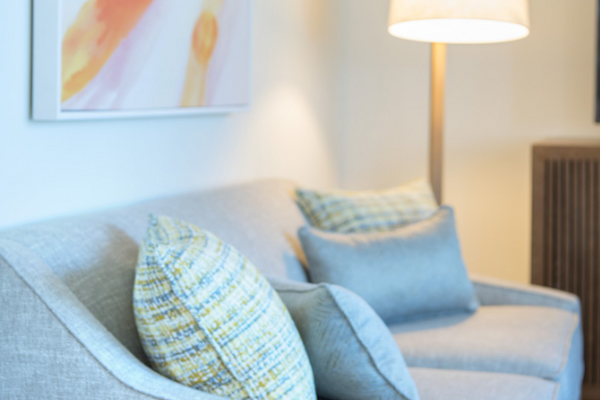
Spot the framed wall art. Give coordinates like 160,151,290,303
33,0,252,121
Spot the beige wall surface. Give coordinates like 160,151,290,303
0,0,338,229
335,0,600,283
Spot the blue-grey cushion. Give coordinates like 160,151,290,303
299,206,478,323
269,278,419,400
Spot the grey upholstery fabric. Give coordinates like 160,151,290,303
390,306,584,400
0,180,307,363
555,320,584,400
410,368,559,400
0,248,225,400
471,274,583,400
270,278,418,400
472,274,581,313
300,206,478,323
0,180,307,400
0,179,584,400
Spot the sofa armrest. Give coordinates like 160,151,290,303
0,242,225,400
471,273,580,314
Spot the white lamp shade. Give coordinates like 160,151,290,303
388,0,530,44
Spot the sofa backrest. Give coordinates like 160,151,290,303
0,180,308,362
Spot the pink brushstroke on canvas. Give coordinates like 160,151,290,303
63,0,172,110
61,0,249,112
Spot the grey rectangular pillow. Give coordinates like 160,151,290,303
269,278,419,400
299,206,478,324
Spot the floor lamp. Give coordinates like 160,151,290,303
387,0,531,204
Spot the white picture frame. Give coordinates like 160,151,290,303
32,0,252,121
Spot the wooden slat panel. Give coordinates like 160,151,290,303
559,159,566,290
592,161,599,385
582,160,591,384
585,160,594,384
574,161,581,296
532,141,600,400
543,159,553,286
594,161,600,387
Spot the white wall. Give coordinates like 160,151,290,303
0,0,339,229
3,0,597,284
336,0,600,283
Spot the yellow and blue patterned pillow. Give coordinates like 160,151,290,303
133,215,316,400
296,178,438,233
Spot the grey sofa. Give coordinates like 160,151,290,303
0,180,583,400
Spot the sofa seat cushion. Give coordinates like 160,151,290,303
410,368,558,400
390,306,581,389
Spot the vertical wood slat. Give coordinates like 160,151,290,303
591,161,597,386
532,141,600,400
582,160,590,384
559,160,565,290
543,160,553,287
567,160,573,292
586,162,600,388
586,160,593,385
595,161,600,387
553,159,560,288
585,160,593,385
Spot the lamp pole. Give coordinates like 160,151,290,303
388,0,530,206
430,42,446,205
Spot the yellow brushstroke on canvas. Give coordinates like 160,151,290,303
181,0,224,107
61,0,154,102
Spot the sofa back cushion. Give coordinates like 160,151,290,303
0,180,308,362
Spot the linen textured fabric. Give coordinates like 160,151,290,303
0,179,583,400
300,206,478,323
295,178,438,233
471,273,581,313
409,368,558,400
133,215,316,400
390,306,583,400
269,278,419,400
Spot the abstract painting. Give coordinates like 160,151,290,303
33,0,251,120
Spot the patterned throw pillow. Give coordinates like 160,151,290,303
134,215,316,400
295,178,438,233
